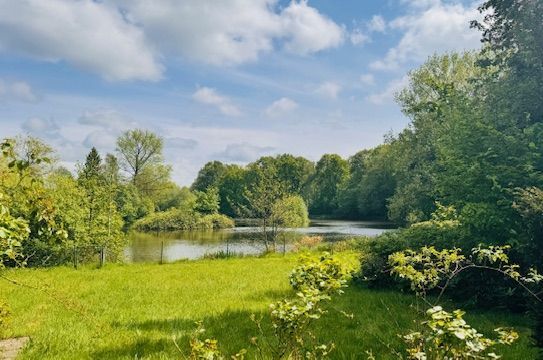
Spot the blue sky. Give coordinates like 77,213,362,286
0,0,483,185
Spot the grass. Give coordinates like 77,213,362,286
0,252,539,359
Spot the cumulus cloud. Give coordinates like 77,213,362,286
366,76,409,105
83,130,117,149
22,117,59,135
370,1,481,71
0,79,38,102
215,142,275,162
315,81,341,99
349,28,370,46
264,97,298,117
360,74,375,86
280,1,344,54
193,87,241,117
0,1,344,79
0,0,162,81
368,15,386,33
165,137,199,150
78,109,137,131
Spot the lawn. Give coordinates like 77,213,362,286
0,252,538,359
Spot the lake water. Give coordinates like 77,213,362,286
124,220,394,263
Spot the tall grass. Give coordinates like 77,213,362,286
0,254,538,359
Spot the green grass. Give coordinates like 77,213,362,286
0,253,538,359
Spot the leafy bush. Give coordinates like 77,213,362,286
403,306,518,360
202,213,235,230
133,209,234,232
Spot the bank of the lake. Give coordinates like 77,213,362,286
0,253,537,359
124,219,395,263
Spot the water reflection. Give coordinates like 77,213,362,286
124,220,394,263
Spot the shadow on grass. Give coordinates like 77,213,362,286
98,309,268,359
93,287,540,359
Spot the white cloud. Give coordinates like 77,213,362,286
368,15,386,33
366,76,409,105
102,0,342,68
370,2,481,71
78,109,137,131
215,142,275,162
350,28,370,46
0,1,345,79
360,74,375,86
315,81,341,99
193,87,241,117
281,1,345,54
265,97,298,117
0,0,162,81
22,117,59,134
165,137,199,150
0,79,38,102
83,130,117,149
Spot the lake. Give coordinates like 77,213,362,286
124,219,394,263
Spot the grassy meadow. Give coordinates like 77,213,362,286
0,252,539,359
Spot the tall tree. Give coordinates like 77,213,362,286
191,161,227,192
116,129,164,183
308,154,349,216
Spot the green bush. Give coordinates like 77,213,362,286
133,209,234,232
358,219,467,288
202,213,235,230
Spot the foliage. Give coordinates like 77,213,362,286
0,194,29,268
191,161,229,192
194,187,220,215
132,209,234,232
307,154,349,216
403,306,518,360
272,195,309,229
389,245,543,306
186,321,246,360
387,244,542,359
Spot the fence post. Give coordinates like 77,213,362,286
99,246,105,268
160,241,164,264
73,244,78,270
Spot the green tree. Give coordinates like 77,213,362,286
194,187,220,215
116,129,164,184
308,154,349,216
191,161,228,192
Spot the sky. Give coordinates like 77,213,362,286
0,0,484,186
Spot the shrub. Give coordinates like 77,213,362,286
358,205,469,288
202,214,235,230
133,209,234,232
403,306,518,360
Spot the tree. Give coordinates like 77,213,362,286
191,161,227,192
274,154,314,196
116,129,164,184
307,154,349,216
243,160,286,250
194,187,220,215
217,165,247,217
78,148,124,257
